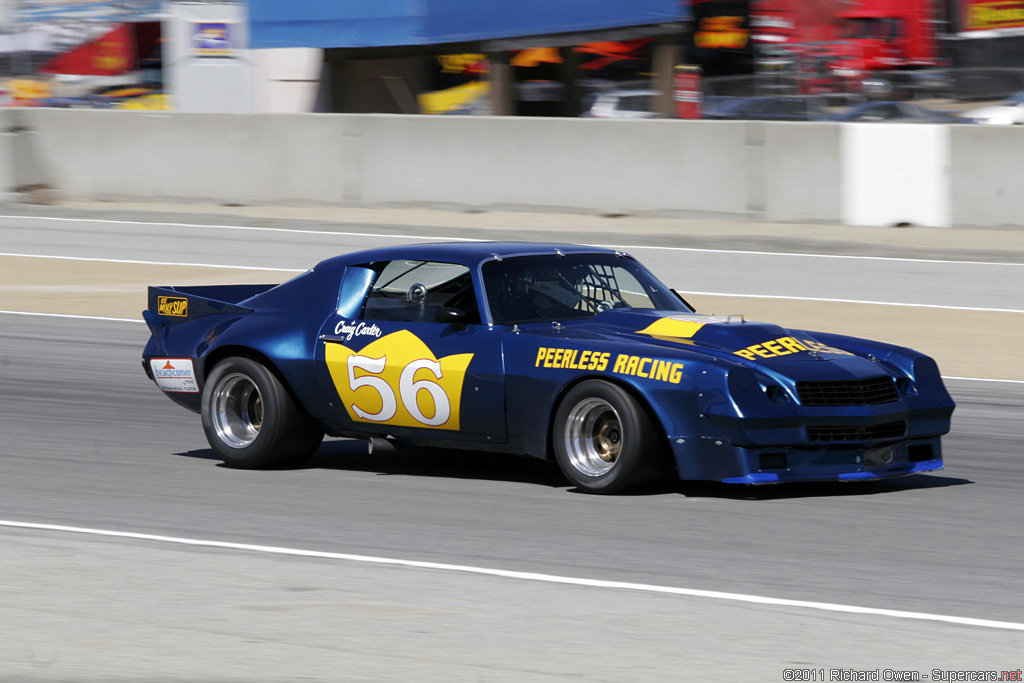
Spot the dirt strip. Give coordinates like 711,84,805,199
684,293,1023,381
57,201,1024,253
0,256,292,320
2,256,1020,381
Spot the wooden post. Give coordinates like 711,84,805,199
559,45,580,117
489,51,514,116
652,36,683,118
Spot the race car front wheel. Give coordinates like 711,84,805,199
201,356,323,469
553,380,667,494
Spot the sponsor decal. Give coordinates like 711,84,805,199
694,15,750,49
963,0,1024,32
38,23,133,77
535,347,683,384
333,319,383,342
635,318,854,361
535,348,610,371
151,358,199,393
437,53,487,74
734,336,853,360
611,354,683,383
157,296,188,317
192,23,234,57
325,330,473,430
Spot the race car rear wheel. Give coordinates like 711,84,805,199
201,356,323,469
553,380,666,494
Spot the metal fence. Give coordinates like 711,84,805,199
704,67,1024,103
14,0,162,25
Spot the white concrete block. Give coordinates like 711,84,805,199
841,124,951,228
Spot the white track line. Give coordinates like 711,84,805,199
679,289,1024,314
0,310,1020,384
0,310,143,323
1,519,1021,632
3,252,1019,313
943,376,1024,384
0,215,478,243
599,243,1024,268
1,213,1021,267
0,252,303,272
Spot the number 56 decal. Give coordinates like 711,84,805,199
325,330,474,430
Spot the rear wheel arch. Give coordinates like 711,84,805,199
202,345,306,410
200,354,324,468
202,345,323,443
204,345,275,382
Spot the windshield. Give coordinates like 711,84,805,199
483,253,691,325
842,17,898,40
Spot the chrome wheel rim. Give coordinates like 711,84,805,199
563,397,622,477
211,373,263,448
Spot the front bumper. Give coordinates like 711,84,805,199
669,434,944,484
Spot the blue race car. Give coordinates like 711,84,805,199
142,242,955,494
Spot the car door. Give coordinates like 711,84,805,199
314,259,506,444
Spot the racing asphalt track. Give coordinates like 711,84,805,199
1,203,1023,680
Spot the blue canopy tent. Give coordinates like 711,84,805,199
248,0,691,50
246,0,692,115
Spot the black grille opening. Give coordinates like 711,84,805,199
759,452,787,470
806,421,906,442
797,376,900,406
908,444,934,462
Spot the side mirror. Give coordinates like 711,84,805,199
434,306,467,331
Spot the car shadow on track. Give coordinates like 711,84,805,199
175,440,971,498
667,473,973,501
176,438,573,489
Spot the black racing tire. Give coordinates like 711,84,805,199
201,356,323,469
552,380,668,494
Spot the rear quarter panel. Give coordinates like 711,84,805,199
144,266,346,421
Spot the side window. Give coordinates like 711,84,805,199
603,267,650,308
881,104,901,119
859,105,890,121
886,18,903,40
484,255,680,325
621,95,652,113
361,260,481,324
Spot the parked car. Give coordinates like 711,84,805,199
582,89,657,118
142,242,954,495
702,96,828,121
827,101,956,123
958,91,1024,125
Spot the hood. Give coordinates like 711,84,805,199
522,310,885,379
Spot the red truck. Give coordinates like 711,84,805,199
749,0,949,95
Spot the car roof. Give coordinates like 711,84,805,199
317,241,621,270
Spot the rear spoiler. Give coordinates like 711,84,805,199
143,284,274,354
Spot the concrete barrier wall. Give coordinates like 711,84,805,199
3,108,1020,228
763,122,842,222
18,110,351,204
950,125,1024,228
351,116,757,215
